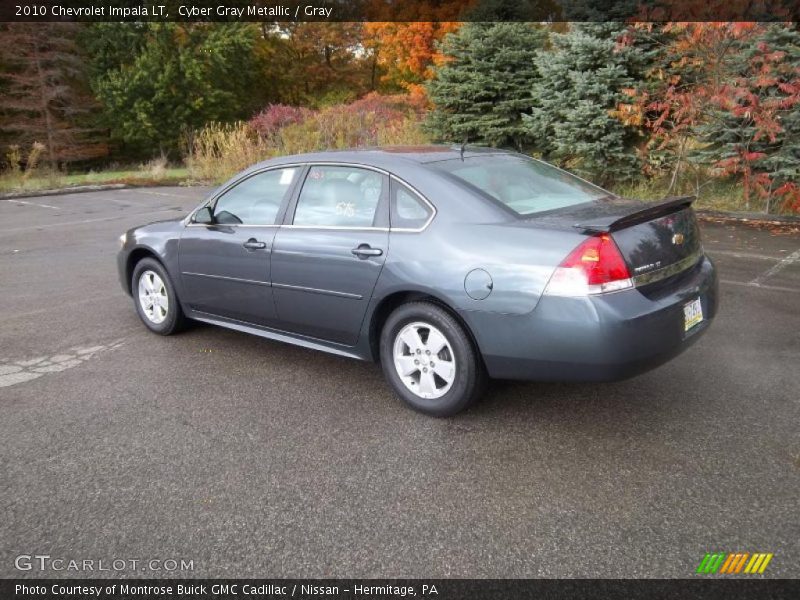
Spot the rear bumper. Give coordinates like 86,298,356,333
467,256,718,381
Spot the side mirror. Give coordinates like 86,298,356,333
193,206,214,224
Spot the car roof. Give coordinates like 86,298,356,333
253,145,518,171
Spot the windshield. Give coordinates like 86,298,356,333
432,155,609,216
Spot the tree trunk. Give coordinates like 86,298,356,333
370,52,378,91
32,40,56,167
666,138,683,196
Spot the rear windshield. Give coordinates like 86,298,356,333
431,155,609,216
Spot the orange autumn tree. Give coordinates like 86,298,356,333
363,21,462,97
620,22,762,193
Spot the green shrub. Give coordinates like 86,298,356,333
187,122,271,182
0,142,66,191
188,94,430,182
612,175,750,213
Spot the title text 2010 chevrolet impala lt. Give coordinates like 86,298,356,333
117,147,718,416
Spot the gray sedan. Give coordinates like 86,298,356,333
117,146,718,416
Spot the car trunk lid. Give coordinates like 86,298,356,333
531,196,703,285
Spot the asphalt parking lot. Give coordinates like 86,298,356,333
1,187,798,578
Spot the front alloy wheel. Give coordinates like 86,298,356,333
131,257,185,335
138,270,169,324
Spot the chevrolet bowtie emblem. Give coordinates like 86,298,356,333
672,233,685,245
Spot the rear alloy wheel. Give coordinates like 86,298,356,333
132,257,185,335
380,302,486,416
393,322,457,400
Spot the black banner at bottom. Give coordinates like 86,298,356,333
2,579,799,600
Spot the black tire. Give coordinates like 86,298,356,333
131,257,185,335
380,301,487,417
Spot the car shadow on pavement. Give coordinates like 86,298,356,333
155,323,693,441
471,376,685,433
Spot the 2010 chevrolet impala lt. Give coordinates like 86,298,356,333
118,146,718,416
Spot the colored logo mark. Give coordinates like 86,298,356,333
696,552,774,574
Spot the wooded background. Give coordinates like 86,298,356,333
0,21,798,213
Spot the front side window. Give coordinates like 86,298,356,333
432,155,608,216
293,165,384,227
213,167,297,225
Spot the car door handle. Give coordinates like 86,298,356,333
243,239,267,250
351,244,383,258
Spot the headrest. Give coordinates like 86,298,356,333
320,179,360,205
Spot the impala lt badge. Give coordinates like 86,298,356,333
634,261,662,273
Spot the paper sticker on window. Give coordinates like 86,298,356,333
336,201,355,217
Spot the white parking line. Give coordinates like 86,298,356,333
0,208,182,235
3,198,59,209
707,249,782,261
749,248,800,286
122,189,198,199
721,279,799,293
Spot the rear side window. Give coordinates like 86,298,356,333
213,168,297,225
391,182,432,229
432,155,608,216
293,165,385,227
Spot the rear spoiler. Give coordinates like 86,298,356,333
573,196,696,233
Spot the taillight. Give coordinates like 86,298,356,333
543,234,633,296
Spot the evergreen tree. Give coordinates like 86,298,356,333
426,22,546,151
525,23,649,186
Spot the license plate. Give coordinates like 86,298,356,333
683,298,703,331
